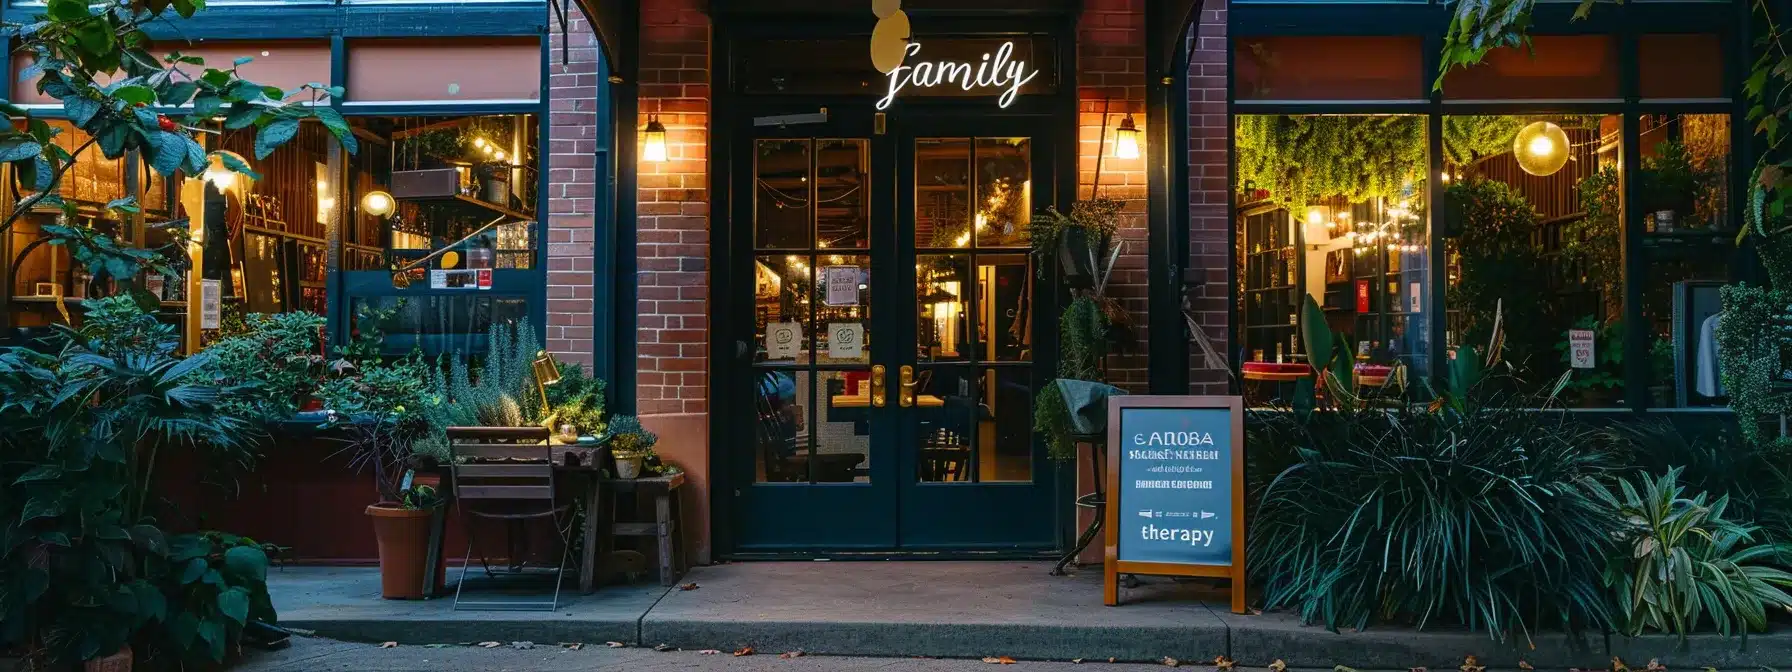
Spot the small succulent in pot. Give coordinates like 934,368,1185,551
607,415,659,479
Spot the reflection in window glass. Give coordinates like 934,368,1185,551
1234,36,1425,101
1441,115,1623,407
1639,34,1725,100
753,255,811,363
917,139,971,248
1234,115,1430,406
756,139,811,249
977,254,1032,361
817,139,869,249
1638,113,1734,408
918,255,971,362
974,138,1030,246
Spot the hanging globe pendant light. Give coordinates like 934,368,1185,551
1514,121,1570,177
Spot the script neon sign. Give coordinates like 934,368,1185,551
875,41,1041,111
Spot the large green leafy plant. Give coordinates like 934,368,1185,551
1714,284,1792,448
1249,372,1623,645
151,531,275,665
1598,469,1792,638
1446,178,1554,365
0,297,258,666
198,311,329,424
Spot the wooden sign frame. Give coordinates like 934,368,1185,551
1103,395,1246,613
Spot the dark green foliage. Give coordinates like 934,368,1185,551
1037,295,1108,459
148,531,277,665
1248,382,1623,645
1446,179,1555,366
198,311,329,424
607,415,658,454
1598,469,1792,638
1568,166,1624,309
1715,284,1792,447
1606,418,1792,542
1236,115,1426,212
0,298,260,666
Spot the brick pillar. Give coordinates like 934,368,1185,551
636,0,712,564
1187,0,1229,395
546,10,600,367
1078,0,1150,393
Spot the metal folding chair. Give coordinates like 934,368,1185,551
448,427,572,611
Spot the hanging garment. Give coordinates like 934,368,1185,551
1696,312,1724,398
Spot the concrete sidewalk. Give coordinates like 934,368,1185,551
270,562,1792,667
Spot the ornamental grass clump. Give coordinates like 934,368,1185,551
1248,380,1623,645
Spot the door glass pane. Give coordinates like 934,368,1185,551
977,368,1034,482
817,139,870,249
815,369,873,483
756,139,811,249
917,365,976,483
916,138,972,248
977,253,1033,361
816,254,871,365
918,254,972,362
974,138,1031,246
753,370,810,482
754,254,811,364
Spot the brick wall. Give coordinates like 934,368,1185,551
1078,0,1150,393
1187,0,1230,395
636,0,711,417
545,9,602,367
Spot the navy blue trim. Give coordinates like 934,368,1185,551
535,30,551,346
1,4,547,40
337,102,544,116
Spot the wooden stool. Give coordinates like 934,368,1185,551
595,473,687,586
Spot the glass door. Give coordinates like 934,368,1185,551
730,111,900,551
895,117,1059,551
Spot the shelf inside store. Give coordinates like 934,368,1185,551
399,194,533,222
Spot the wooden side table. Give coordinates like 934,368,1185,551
592,473,688,588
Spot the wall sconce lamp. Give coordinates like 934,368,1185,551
360,190,396,218
1114,113,1141,160
642,115,668,163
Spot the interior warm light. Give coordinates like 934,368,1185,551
201,151,250,191
954,231,971,247
474,137,487,149
361,190,396,217
1114,113,1141,160
494,150,508,162
643,115,669,163
1304,206,1329,227
1514,121,1570,177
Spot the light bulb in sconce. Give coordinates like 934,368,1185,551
361,190,396,218
643,116,669,163
1114,113,1141,160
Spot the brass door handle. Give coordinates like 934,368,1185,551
870,365,886,408
898,365,916,408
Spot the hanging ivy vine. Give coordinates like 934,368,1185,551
1237,115,1530,211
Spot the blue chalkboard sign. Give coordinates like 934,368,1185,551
1104,396,1245,612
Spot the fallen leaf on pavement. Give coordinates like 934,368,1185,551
1645,660,1666,672
512,642,534,650
1519,663,1534,671
698,650,721,655
378,642,397,649
653,643,673,652
1335,667,1360,672
560,643,583,651
982,657,1016,665
478,642,502,649
733,646,755,657
605,642,626,648
424,644,453,649
1613,658,1632,672
1163,657,1180,667
1270,660,1287,672
780,651,806,659
1214,656,1235,671
1072,659,1084,665
679,582,700,591
285,628,317,637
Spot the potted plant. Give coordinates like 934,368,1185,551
606,415,658,479
1028,198,1122,288
318,354,443,600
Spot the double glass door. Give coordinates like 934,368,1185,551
730,110,1060,553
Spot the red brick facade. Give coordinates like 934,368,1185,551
546,11,602,368
1078,0,1151,393
1188,0,1230,395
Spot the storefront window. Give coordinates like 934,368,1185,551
1636,113,1736,408
1441,36,1620,100
1234,114,1431,406
4,122,135,335
1234,37,1425,101
1442,115,1623,407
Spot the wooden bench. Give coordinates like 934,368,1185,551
591,473,687,587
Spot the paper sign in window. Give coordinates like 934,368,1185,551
828,323,864,360
766,321,802,360
824,266,861,306
1569,330,1596,369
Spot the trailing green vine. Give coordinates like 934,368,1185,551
1237,115,1533,211
1716,284,1792,448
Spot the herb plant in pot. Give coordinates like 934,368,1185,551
319,354,443,600
607,415,658,479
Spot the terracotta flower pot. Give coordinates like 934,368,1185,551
84,645,131,672
366,504,444,600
